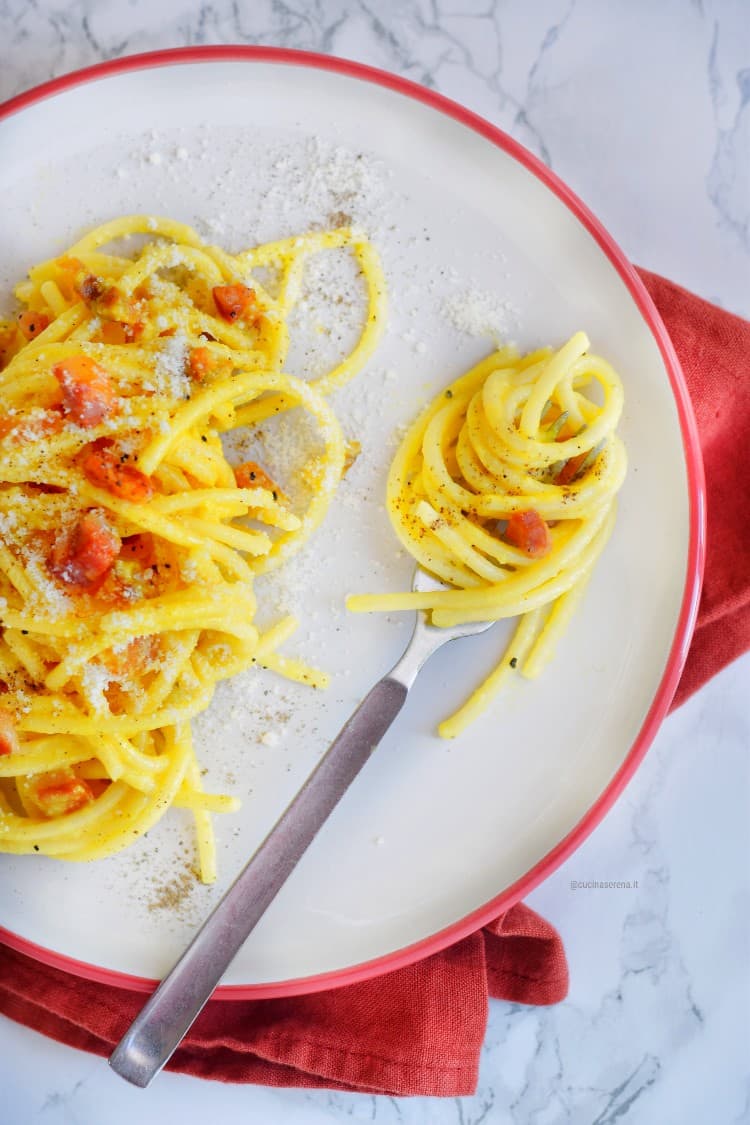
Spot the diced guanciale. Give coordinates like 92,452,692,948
0,710,19,757
97,321,143,345
76,274,142,327
554,452,589,486
50,509,121,588
212,284,257,323
234,460,286,502
119,533,156,565
82,447,153,502
186,346,216,381
77,274,104,303
99,322,128,345
35,777,94,817
17,310,51,340
504,509,551,558
52,355,115,428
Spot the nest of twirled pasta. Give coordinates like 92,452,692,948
0,215,385,879
348,333,626,737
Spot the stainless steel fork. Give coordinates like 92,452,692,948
109,567,493,1087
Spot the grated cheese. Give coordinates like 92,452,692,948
80,662,113,715
145,330,190,400
443,287,518,344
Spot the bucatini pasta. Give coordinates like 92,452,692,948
0,215,385,880
347,333,626,737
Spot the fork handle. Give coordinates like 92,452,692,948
109,675,408,1087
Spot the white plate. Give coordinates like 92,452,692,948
0,49,703,996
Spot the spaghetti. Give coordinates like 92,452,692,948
347,333,626,737
0,215,385,880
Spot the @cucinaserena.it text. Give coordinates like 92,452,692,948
570,880,638,890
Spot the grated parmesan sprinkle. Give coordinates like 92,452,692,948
80,662,113,715
442,287,518,344
23,553,72,620
145,330,190,399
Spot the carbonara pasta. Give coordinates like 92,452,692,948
348,333,626,737
0,215,385,881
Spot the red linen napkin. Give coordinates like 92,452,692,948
0,905,565,1095
637,270,750,708
1,271,748,1096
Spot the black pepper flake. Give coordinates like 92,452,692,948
445,389,453,398
201,435,207,443
509,657,518,668
33,844,39,852
21,630,28,636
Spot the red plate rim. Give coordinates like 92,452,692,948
0,45,706,1000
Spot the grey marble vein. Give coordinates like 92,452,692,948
707,18,750,254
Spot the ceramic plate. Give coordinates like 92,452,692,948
0,49,704,996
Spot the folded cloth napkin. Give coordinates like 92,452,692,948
0,904,565,1095
1,271,748,1096
637,270,750,709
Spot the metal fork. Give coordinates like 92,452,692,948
109,567,493,1087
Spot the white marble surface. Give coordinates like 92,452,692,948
1,1,748,1123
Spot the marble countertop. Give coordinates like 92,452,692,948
1,1,748,1123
